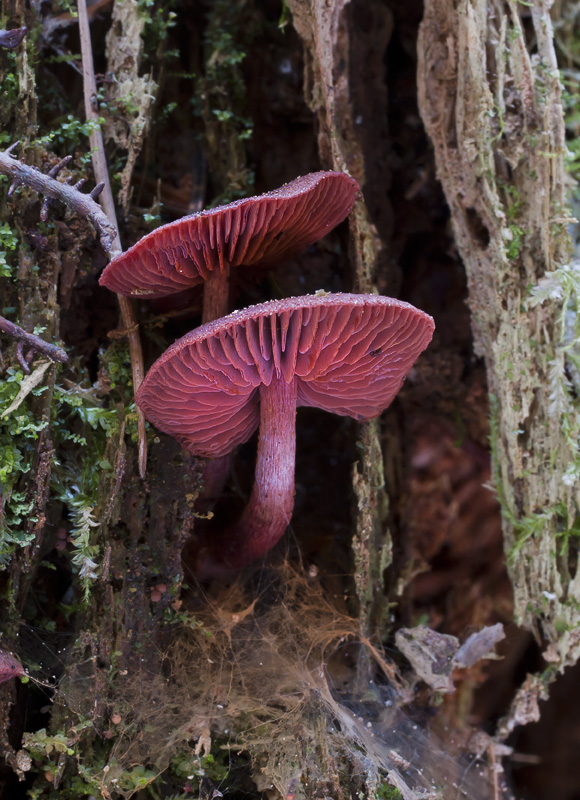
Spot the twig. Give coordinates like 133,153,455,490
0,27,27,50
0,146,115,251
0,315,68,373
16,341,31,372
77,0,147,478
489,742,499,800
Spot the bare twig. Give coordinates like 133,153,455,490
77,0,147,477
0,315,68,373
15,341,30,372
0,27,27,50
0,146,115,251
489,742,499,800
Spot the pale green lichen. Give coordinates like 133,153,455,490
527,262,580,482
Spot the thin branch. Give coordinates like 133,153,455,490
77,0,147,478
15,341,31,372
0,315,68,373
0,27,27,50
0,147,115,252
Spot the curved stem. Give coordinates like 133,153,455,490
202,265,230,323
195,265,233,513
198,266,232,511
202,375,298,573
197,453,234,512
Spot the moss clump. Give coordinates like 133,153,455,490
376,785,404,800
0,221,19,277
197,0,258,203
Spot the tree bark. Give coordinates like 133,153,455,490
417,0,580,669
1,0,577,797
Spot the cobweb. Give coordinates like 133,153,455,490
64,563,510,799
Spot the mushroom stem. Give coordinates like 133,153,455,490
198,453,234,510
198,265,233,506
220,374,298,569
202,265,230,324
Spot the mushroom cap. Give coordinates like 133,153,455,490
0,649,23,685
99,172,359,298
136,293,434,458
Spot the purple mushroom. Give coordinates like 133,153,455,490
99,171,359,323
136,292,434,573
0,649,24,685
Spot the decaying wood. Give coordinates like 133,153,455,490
4,199,65,624
288,0,393,643
417,0,580,669
78,0,148,478
2,0,576,794
104,0,156,214
1,1,195,793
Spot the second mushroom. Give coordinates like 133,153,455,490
99,171,359,323
136,292,434,574
100,172,360,504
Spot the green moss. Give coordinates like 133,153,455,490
495,184,528,260
506,223,526,260
0,368,50,562
0,49,19,119
0,333,140,593
33,114,104,162
197,0,258,203
138,0,177,42
508,505,565,564
554,618,570,635
562,70,580,180
375,782,403,800
0,222,19,278
555,509,580,558
171,750,230,786
21,719,105,800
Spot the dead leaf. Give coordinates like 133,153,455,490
395,625,459,693
452,623,505,669
1,361,50,419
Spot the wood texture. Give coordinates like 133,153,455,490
288,0,394,643
417,0,580,668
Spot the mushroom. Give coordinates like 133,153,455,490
101,172,359,505
136,292,434,573
0,649,23,684
99,171,359,323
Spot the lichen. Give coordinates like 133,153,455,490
417,0,580,670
